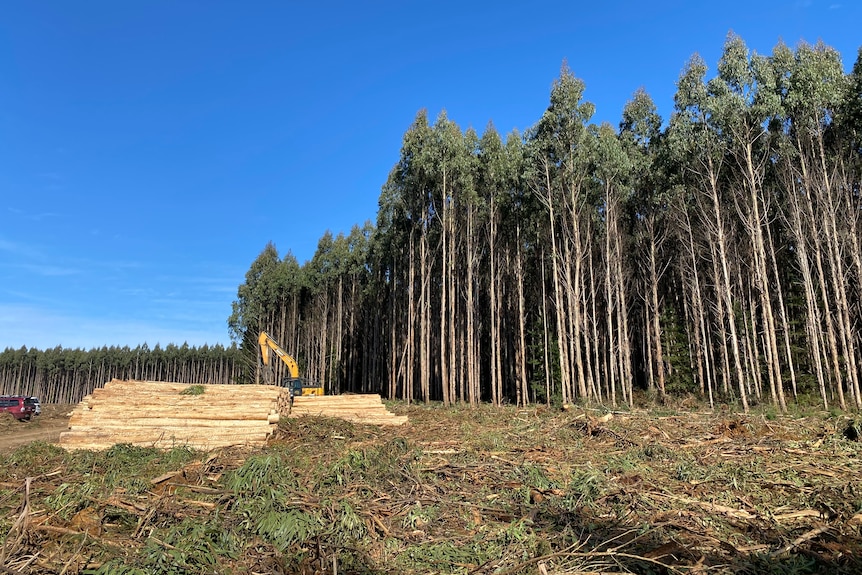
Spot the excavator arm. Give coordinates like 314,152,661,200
258,331,324,397
258,331,300,379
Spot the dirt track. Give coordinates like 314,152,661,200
0,404,72,453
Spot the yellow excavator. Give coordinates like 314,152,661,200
258,331,324,397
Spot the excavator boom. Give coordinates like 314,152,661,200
259,331,299,379
258,331,323,396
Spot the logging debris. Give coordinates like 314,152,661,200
2,402,862,573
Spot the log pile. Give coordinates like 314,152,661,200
60,379,286,451
60,380,407,451
287,394,408,426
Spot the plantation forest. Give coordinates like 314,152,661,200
2,35,862,413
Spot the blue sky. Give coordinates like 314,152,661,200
1,1,859,351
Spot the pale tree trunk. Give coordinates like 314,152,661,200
846,205,862,407
407,237,415,402
615,229,633,406
744,286,763,401
784,177,829,408
489,196,502,406
515,225,530,406
541,252,552,406
648,228,666,397
466,204,478,406
334,275,343,391
706,161,749,411
420,227,430,403
736,137,787,411
679,205,712,405
605,182,617,407
586,232,601,402
542,162,573,405
765,221,798,400
820,139,862,408
452,200,463,403
568,205,588,400
818,163,860,409
439,174,450,407
799,153,846,409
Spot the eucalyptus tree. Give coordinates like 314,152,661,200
457,127,488,406
706,34,789,410
229,242,280,383
506,131,551,405
669,53,750,411
770,41,856,408
301,230,347,387
426,113,476,406
478,127,541,406
476,125,508,406
619,89,666,399
228,242,308,385
530,63,596,404
375,110,437,402
373,169,411,400
343,222,375,393
589,121,635,406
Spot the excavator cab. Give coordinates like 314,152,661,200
283,376,324,397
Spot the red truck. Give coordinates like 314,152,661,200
0,396,36,421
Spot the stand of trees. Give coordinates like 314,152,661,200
0,343,243,404
5,35,860,412
231,35,862,412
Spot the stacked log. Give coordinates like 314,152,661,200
60,379,286,451
288,394,408,426
60,380,407,451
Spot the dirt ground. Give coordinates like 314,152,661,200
0,404,73,453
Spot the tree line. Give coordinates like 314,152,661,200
230,35,862,413
4,35,861,412
0,343,243,404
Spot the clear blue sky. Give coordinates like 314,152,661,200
1,1,859,351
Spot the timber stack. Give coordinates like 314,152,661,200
287,394,408,426
60,379,407,451
60,379,285,451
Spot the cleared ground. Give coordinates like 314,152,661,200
1,400,861,574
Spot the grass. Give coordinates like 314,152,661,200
1,401,862,574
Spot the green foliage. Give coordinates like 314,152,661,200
226,453,300,495
5,401,862,572
179,384,205,396
563,466,606,509
322,437,417,491
247,506,323,551
518,463,556,491
325,448,369,487
5,441,66,468
42,445,200,518
44,481,100,520
336,499,367,539
402,502,438,530
138,518,239,573
396,539,495,574
85,561,150,575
